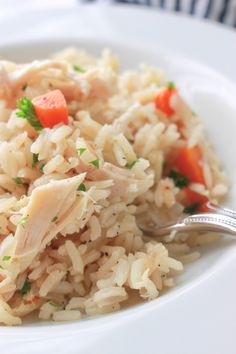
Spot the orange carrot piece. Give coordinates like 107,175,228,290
183,187,209,213
154,86,176,116
197,202,210,213
32,90,68,128
175,145,205,185
184,188,208,205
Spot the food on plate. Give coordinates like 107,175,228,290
0,47,228,325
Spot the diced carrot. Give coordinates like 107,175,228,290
32,90,68,128
183,188,209,213
184,187,208,207
155,87,176,116
198,202,210,213
175,145,205,185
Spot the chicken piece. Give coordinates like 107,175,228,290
0,60,71,104
7,60,68,92
0,58,113,111
0,174,111,298
88,162,154,203
2,174,85,273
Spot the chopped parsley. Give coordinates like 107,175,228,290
32,153,39,168
90,159,100,169
39,163,46,173
73,65,86,73
169,169,189,189
167,81,175,90
77,183,86,192
16,97,43,132
20,280,31,295
184,203,200,214
17,215,29,228
13,177,23,185
77,147,86,156
48,300,59,307
125,159,139,169
51,216,58,223
2,255,11,261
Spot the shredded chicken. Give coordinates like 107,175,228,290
88,162,154,203
7,60,68,91
0,60,73,104
0,174,85,274
0,58,114,111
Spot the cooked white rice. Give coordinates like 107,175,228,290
0,47,228,325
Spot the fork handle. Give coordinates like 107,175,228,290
140,213,236,238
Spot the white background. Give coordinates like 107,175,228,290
0,0,77,18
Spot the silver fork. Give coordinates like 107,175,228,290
139,202,236,238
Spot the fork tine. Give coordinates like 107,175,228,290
207,202,236,220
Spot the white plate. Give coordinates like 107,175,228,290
0,6,236,354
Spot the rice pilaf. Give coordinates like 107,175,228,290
0,48,227,325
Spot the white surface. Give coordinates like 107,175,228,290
0,6,236,354
0,0,76,15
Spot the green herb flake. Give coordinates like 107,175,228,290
169,169,190,189
16,97,43,132
13,177,23,185
20,280,31,295
51,216,58,223
73,65,86,73
90,159,100,169
184,203,201,214
48,300,59,307
32,153,39,168
167,81,175,90
77,183,86,192
17,215,29,228
125,159,139,169
2,256,11,261
77,147,86,156
39,163,46,173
